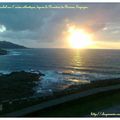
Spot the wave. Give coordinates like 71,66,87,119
57,70,120,81
8,51,22,56
34,69,120,96
0,70,11,75
58,66,120,74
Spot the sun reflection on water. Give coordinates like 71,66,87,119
71,49,85,70
68,79,90,84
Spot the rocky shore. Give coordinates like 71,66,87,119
0,70,120,116
0,71,45,101
1,75,120,116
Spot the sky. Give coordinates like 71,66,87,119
0,3,120,49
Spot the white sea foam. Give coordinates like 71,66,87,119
0,70,11,75
6,50,22,56
34,70,92,95
10,51,21,56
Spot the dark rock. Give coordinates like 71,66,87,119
0,71,45,101
38,72,45,76
0,48,7,55
1,71,42,81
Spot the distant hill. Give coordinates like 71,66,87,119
0,41,27,49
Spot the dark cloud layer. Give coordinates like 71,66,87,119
0,3,120,48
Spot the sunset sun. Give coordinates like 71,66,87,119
67,27,94,49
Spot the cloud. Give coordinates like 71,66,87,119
102,27,108,31
0,3,120,47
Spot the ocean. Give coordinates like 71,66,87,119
1,48,120,99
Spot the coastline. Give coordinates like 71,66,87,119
0,71,45,101
1,72,120,116
3,83,120,117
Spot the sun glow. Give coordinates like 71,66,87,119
67,27,94,49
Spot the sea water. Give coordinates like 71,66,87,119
0,48,120,99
